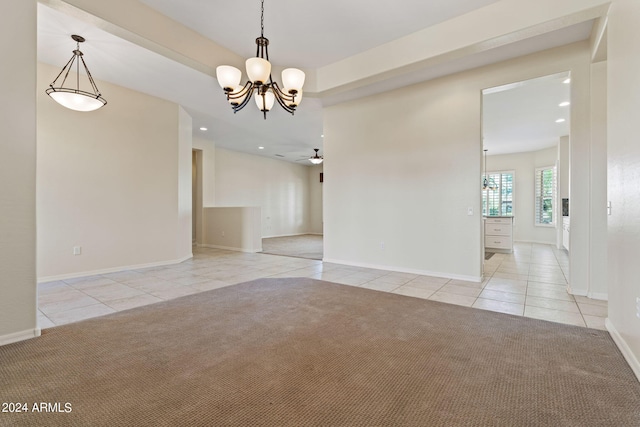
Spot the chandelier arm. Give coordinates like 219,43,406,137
231,84,256,113
227,81,253,99
271,82,295,102
271,88,296,115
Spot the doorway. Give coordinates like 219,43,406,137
192,149,203,246
481,72,571,288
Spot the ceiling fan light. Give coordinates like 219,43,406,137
255,89,275,111
216,65,242,91
309,148,323,164
246,57,271,85
282,68,305,94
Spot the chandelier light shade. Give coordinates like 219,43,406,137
215,0,305,119
309,148,323,165
45,35,107,112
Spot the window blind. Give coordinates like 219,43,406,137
535,166,556,225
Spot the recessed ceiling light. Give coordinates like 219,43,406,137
555,118,566,123
559,101,570,107
563,78,571,84
199,127,207,131
258,146,264,150
321,134,324,138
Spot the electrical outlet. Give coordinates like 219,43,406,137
467,207,474,216
380,241,385,250
221,231,225,237
73,246,81,256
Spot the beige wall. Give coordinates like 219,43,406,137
214,148,312,237
37,62,192,281
589,61,608,300
487,147,558,245
192,136,215,207
607,0,640,380
0,0,38,344
308,165,324,234
324,42,595,282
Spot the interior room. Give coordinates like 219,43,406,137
2,0,640,424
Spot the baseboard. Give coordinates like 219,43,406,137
322,258,482,283
605,318,640,383
199,244,262,253
262,232,320,239
0,327,41,346
37,254,193,284
513,239,556,245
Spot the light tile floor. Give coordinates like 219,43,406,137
38,242,607,330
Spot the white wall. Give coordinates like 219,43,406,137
557,136,570,248
324,42,594,282
606,0,640,380
308,165,324,234
214,148,311,237
37,62,192,281
0,0,38,344
487,147,558,245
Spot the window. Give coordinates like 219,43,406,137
482,171,514,216
535,166,556,226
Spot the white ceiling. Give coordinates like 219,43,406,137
137,0,502,69
37,1,594,163
482,72,571,156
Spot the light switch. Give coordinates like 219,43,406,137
467,207,474,216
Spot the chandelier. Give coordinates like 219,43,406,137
215,0,305,119
482,149,498,191
309,149,323,164
45,35,107,112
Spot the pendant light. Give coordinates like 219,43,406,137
45,35,107,112
309,149,323,164
216,0,305,119
482,149,498,191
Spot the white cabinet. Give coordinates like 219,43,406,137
484,217,513,253
562,217,570,251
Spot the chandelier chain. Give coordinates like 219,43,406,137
260,0,265,37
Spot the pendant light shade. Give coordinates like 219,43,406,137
246,57,271,85
45,35,106,112
215,0,305,119
216,65,242,91
48,91,106,112
282,68,305,94
255,89,275,112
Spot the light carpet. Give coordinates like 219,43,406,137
1,278,638,426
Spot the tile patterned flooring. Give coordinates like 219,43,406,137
38,242,608,330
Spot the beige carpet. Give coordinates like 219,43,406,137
261,234,323,260
1,278,639,426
